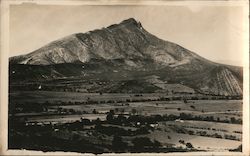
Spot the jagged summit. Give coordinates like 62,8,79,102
107,18,142,29
121,18,138,24
9,18,243,96
120,18,142,28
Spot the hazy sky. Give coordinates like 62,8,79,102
10,3,247,66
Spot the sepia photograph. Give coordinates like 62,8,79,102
0,0,249,155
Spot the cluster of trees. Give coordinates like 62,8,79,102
106,110,167,125
224,134,239,140
233,131,242,134
105,110,242,127
42,99,128,106
44,95,242,108
195,131,222,139
178,113,242,124
56,107,85,115
10,83,82,92
173,126,240,141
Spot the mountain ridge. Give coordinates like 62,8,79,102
9,18,243,96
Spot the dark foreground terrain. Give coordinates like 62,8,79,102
9,91,242,153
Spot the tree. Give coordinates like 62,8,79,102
131,108,137,115
94,118,101,127
80,118,91,125
217,117,220,122
110,109,115,115
230,117,236,123
183,99,188,103
92,109,98,114
106,110,115,122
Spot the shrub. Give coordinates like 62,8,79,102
186,142,193,149
190,105,195,109
179,139,185,144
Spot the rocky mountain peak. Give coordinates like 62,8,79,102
106,18,143,30
9,18,243,96
120,18,142,27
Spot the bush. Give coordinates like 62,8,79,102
186,142,193,149
131,108,137,115
92,109,98,114
179,139,185,144
190,105,195,109
106,110,115,123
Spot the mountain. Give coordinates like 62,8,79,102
9,18,243,96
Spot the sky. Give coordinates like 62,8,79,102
9,3,248,66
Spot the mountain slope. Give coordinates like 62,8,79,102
9,18,243,96
10,18,208,68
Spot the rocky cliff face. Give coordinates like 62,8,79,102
9,18,243,96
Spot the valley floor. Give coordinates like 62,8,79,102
8,91,242,153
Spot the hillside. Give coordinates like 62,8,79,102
9,18,243,96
